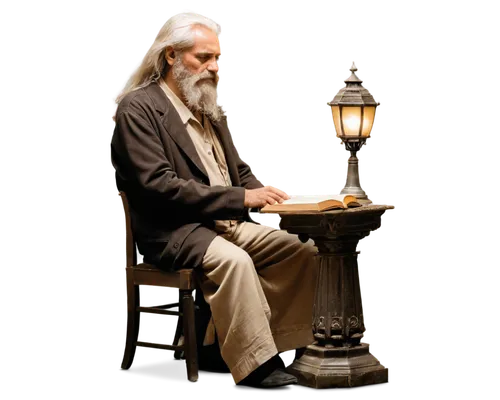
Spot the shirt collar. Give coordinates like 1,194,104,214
158,79,198,126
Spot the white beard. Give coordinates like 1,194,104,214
172,57,224,122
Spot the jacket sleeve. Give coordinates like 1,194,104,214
223,120,264,190
224,123,264,224
236,154,264,190
112,107,246,221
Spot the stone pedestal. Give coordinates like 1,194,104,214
279,205,393,388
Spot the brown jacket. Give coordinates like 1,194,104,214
111,82,263,271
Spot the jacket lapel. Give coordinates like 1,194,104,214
162,103,210,180
212,119,241,187
146,83,209,180
145,82,243,186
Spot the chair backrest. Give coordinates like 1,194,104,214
119,191,137,268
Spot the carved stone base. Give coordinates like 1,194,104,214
286,343,388,388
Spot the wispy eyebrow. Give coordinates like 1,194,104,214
196,51,221,57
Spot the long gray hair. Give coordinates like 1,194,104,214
115,13,220,104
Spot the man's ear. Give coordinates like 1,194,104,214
165,46,176,66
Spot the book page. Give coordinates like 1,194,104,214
282,194,348,205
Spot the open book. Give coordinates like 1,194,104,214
260,194,361,213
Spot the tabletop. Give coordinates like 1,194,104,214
257,204,394,216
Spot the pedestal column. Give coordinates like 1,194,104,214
279,205,392,388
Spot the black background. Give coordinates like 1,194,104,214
101,5,412,390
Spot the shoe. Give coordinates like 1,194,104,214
198,343,229,385
237,354,283,387
260,368,298,386
294,347,306,360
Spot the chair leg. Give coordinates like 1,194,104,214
181,289,198,382
121,269,140,369
172,290,184,361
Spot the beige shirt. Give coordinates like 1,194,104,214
159,79,237,233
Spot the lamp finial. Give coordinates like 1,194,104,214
345,62,362,84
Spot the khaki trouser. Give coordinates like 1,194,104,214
199,221,318,383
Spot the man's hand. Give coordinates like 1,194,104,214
244,186,290,208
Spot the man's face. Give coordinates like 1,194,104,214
169,25,223,121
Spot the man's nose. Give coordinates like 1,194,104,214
207,59,219,73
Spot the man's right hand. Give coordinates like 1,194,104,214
244,186,290,208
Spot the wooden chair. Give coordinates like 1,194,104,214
119,191,198,382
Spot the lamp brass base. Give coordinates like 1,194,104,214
286,343,388,389
339,186,370,200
